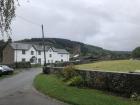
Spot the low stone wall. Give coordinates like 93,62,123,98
43,66,63,74
48,61,96,67
44,67,140,97
77,70,140,97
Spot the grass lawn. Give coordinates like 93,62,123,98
76,60,140,72
34,74,140,105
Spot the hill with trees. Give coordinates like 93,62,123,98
16,38,131,60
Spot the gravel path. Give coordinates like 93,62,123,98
0,68,68,105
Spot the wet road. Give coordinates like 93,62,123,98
0,68,68,105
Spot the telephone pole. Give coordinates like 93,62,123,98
42,24,46,66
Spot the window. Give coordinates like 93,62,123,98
38,58,41,64
38,51,41,55
22,58,26,62
22,50,26,54
31,51,34,55
49,54,52,57
51,60,53,63
48,60,50,63
61,54,63,57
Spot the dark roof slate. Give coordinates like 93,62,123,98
52,47,69,54
10,43,32,50
10,43,69,54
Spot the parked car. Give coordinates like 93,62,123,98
0,67,3,76
0,65,14,74
0,66,7,75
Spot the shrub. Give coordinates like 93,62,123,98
15,62,31,68
132,47,140,59
66,76,83,87
130,92,140,101
63,65,77,80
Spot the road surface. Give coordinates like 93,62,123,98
0,68,68,105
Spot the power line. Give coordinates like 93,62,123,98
16,15,48,34
16,15,41,27
15,15,49,37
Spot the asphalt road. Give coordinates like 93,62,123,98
0,68,68,105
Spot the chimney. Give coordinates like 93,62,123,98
7,36,12,43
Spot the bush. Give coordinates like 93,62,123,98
66,76,83,86
15,62,31,68
63,65,77,80
132,47,140,59
130,92,140,101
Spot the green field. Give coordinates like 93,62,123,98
34,74,140,105
76,60,140,72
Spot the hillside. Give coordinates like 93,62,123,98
16,38,131,60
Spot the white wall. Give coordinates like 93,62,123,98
14,47,37,63
36,51,44,65
57,53,70,62
46,48,58,63
14,47,70,65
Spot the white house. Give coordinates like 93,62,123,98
2,43,70,65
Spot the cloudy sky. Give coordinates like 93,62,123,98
9,0,140,51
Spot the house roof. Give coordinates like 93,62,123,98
52,47,69,54
10,43,69,54
33,45,50,51
10,43,32,50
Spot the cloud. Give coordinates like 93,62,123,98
10,0,140,51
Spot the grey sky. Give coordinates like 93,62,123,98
8,0,140,51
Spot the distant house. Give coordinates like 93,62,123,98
2,43,70,65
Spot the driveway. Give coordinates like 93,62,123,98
0,68,68,105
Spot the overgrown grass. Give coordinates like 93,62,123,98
76,60,140,72
34,74,140,105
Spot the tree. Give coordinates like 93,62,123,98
0,0,18,38
132,47,140,59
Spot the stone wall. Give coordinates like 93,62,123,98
77,70,140,97
2,44,14,64
45,67,140,97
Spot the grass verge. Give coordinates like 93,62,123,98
34,74,140,105
76,60,140,72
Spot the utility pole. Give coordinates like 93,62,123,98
15,44,18,68
42,24,46,66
